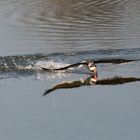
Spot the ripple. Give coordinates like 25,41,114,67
0,0,140,54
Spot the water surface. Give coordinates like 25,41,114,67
0,0,140,140
0,0,140,55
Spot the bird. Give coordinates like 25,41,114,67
42,60,97,74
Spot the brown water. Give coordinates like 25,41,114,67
0,0,140,140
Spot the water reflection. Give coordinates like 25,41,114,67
43,74,140,95
43,74,98,95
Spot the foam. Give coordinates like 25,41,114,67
34,60,69,69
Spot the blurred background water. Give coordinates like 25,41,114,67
0,0,140,140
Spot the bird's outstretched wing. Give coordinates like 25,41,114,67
42,62,87,71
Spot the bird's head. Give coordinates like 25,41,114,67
81,60,97,73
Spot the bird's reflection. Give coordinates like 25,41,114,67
43,74,140,95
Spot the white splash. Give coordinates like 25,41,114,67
16,60,69,71
34,60,69,69
34,60,71,81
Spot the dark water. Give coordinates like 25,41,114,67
0,0,140,140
